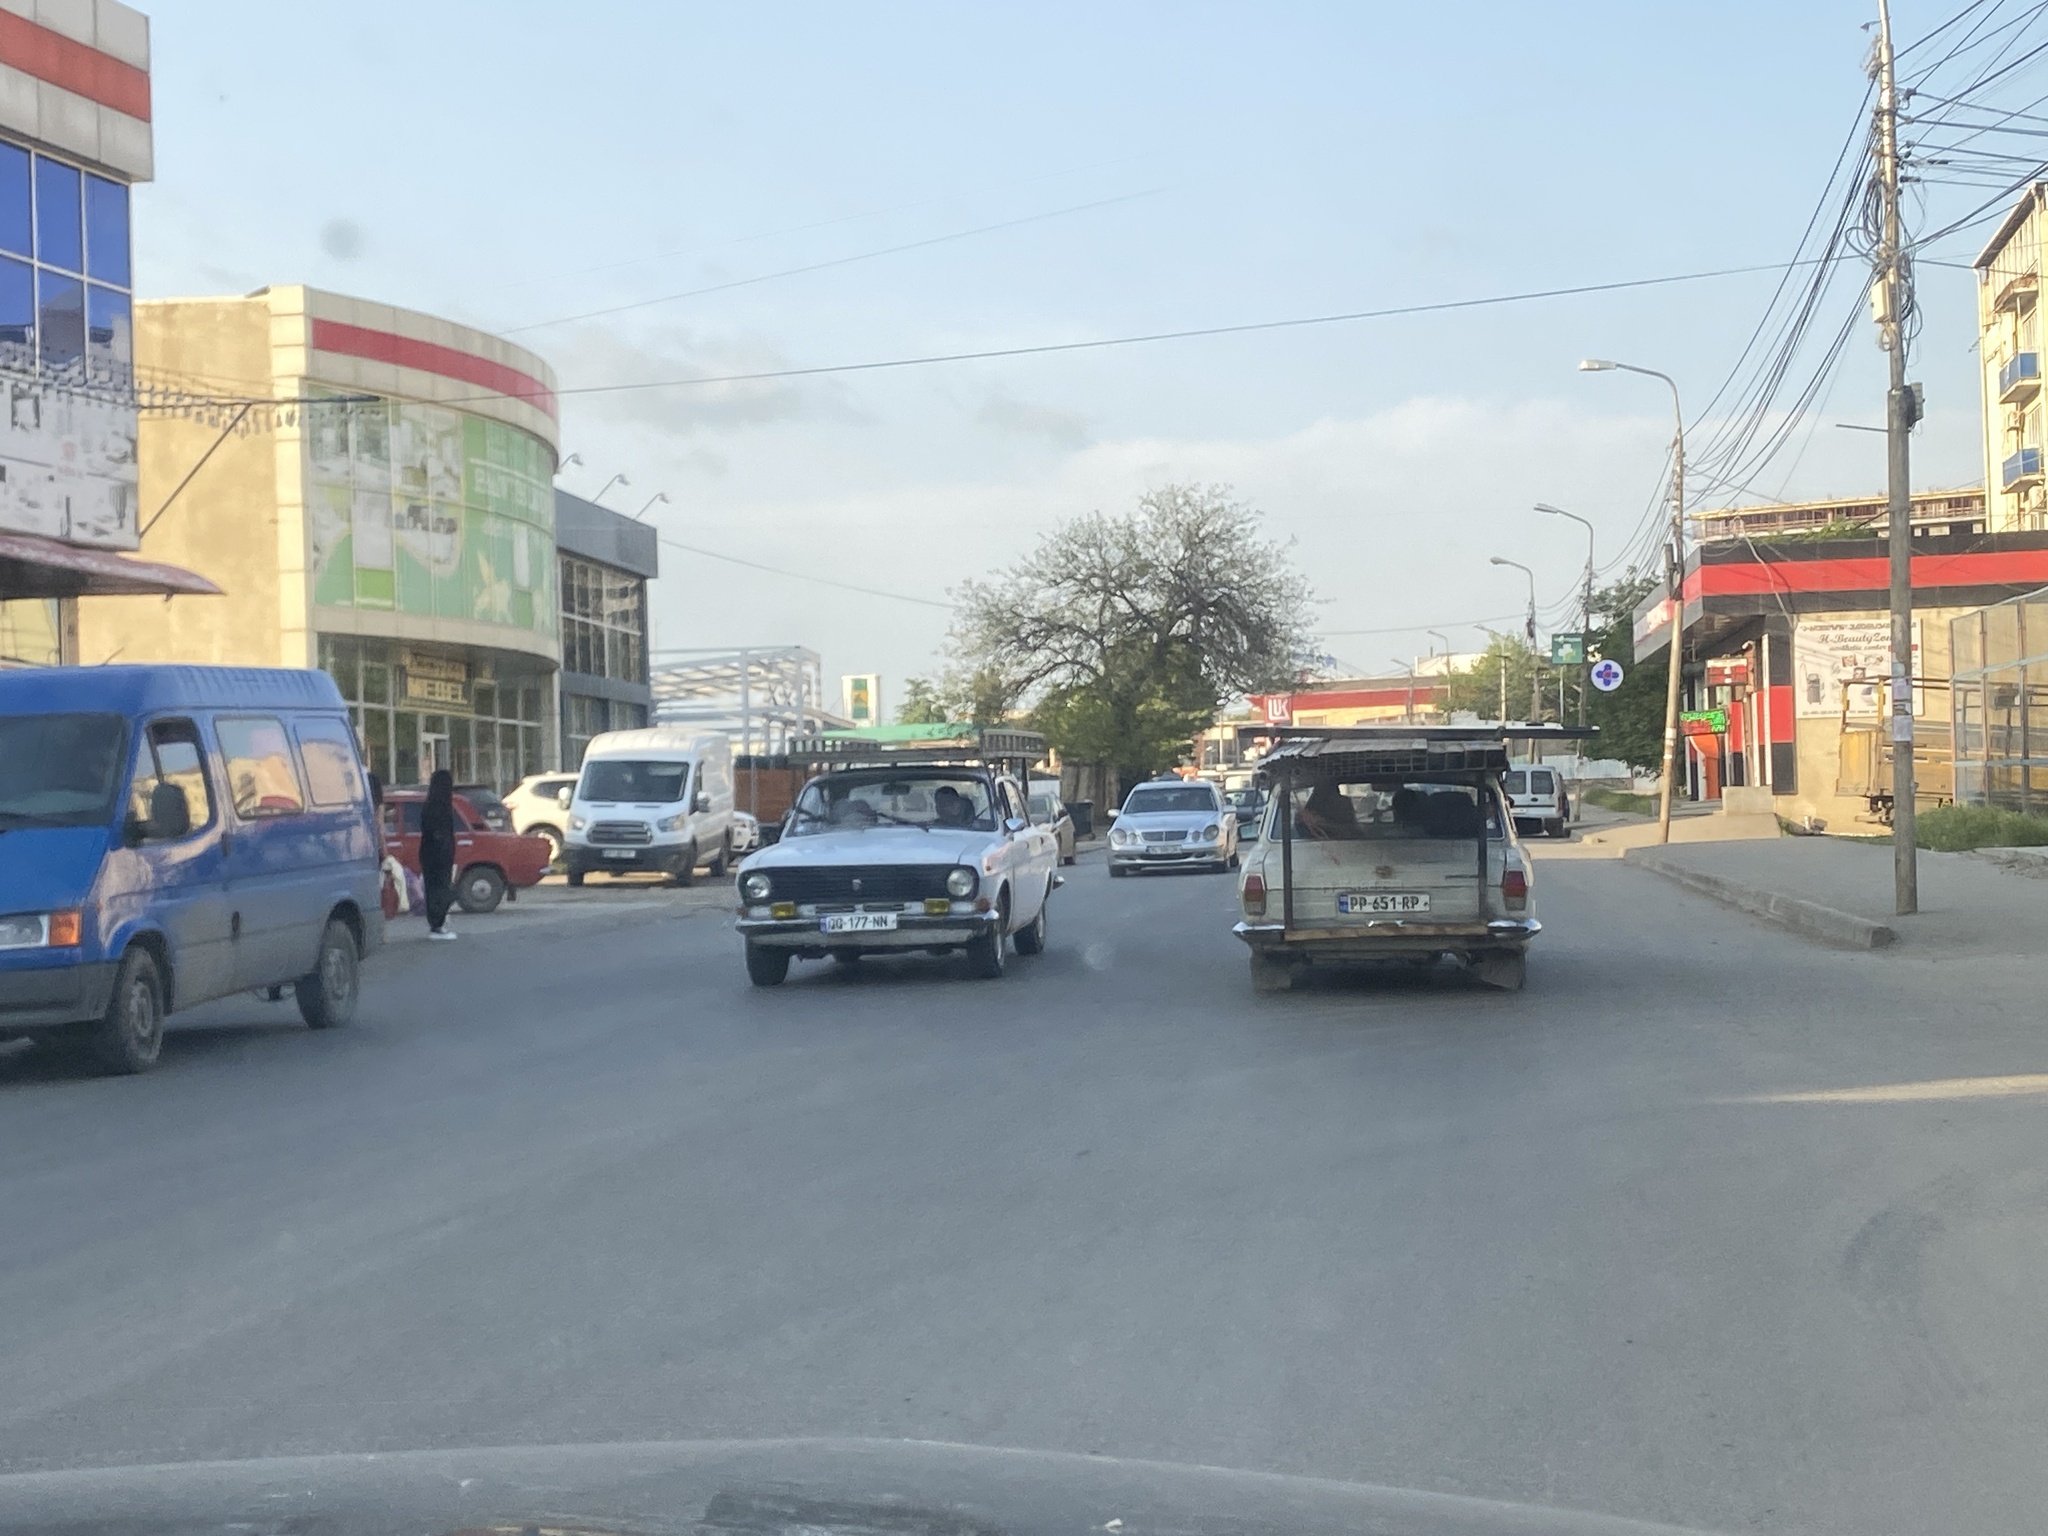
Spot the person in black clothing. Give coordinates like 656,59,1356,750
420,769,459,940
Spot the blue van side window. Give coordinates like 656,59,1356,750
124,719,216,835
216,715,305,819
294,717,365,807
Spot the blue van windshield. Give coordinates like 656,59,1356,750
0,712,129,827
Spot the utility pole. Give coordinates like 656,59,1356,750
1875,0,1919,915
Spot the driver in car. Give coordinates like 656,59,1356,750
932,785,973,827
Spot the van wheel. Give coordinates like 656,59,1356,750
708,835,730,877
90,946,165,1074
1544,817,1566,839
566,868,586,888
746,943,790,987
670,842,696,888
296,918,360,1029
456,865,506,913
1475,951,1526,991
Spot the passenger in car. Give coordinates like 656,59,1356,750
1296,781,1358,839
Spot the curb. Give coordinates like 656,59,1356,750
1622,849,1897,950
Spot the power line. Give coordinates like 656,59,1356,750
500,187,1169,334
651,533,952,609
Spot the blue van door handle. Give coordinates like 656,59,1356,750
219,831,235,855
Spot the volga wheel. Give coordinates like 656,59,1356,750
1475,951,1527,991
1013,891,1048,955
746,943,790,986
1249,953,1294,995
966,895,1009,978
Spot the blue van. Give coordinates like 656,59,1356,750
0,665,383,1073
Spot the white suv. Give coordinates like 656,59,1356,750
502,772,579,861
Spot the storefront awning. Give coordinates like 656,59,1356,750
0,532,223,599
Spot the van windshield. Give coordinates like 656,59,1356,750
0,712,129,827
580,759,688,804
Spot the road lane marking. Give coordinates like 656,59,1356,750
1736,1073,2048,1104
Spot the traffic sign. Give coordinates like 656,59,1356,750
1590,658,1625,692
1550,632,1585,666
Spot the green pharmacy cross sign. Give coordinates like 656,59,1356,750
1549,632,1585,666
1680,708,1730,734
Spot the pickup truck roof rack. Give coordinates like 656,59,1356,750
786,728,1047,773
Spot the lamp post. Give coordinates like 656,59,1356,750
555,452,583,478
1490,556,1541,721
1391,657,1416,724
1536,503,1595,727
1427,630,1450,716
634,492,671,520
1581,358,1686,845
593,473,630,505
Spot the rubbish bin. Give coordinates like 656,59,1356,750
1070,800,1094,838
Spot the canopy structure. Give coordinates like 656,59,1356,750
787,728,1046,777
0,532,222,599
1254,724,1598,782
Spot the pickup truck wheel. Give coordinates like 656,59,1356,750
295,918,360,1029
1475,951,1526,991
670,843,696,888
745,943,790,987
90,946,165,1073
1249,953,1294,995
966,897,1009,978
1013,891,1048,956
456,864,506,913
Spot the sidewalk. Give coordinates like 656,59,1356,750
1620,835,2048,955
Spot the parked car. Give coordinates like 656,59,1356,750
729,809,760,857
1224,785,1267,841
381,788,552,913
1234,727,1540,993
451,782,512,831
1504,764,1570,838
564,728,735,887
0,665,382,1073
734,729,1061,985
502,771,579,860
1028,779,1078,865
1106,778,1239,876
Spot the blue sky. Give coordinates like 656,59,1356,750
137,1,2007,695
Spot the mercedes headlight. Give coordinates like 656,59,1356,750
945,866,978,899
1110,826,1138,847
1201,823,1221,841
740,871,772,903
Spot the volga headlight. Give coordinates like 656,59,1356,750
740,872,772,903
945,867,978,899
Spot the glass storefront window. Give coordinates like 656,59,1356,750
36,271,82,370
85,285,130,377
84,174,129,286
558,553,645,683
319,632,554,789
32,156,79,273
0,138,128,382
0,142,27,257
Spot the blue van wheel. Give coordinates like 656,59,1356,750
90,947,165,1074
296,919,360,1029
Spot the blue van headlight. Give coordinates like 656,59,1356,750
0,911,80,949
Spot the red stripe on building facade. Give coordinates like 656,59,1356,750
0,11,149,121
1682,549,2048,602
309,318,558,421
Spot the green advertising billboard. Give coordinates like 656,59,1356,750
305,391,555,638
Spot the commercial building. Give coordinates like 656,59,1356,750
1949,584,2048,810
0,0,220,665
555,487,656,769
77,285,562,786
1692,487,1986,542
1977,185,2048,532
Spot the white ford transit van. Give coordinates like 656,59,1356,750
563,728,734,887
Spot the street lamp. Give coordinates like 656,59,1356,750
1536,503,1595,727
555,451,584,478
593,472,630,505
1581,357,1687,845
1390,657,1417,724
1490,556,1541,722
634,492,671,520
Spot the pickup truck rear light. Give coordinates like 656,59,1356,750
1501,868,1528,912
1242,872,1266,917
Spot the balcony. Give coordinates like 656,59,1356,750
1994,263,2039,312
2003,446,2043,490
2001,351,2042,404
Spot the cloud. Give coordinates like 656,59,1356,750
975,392,1093,449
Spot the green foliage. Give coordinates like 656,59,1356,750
951,483,1313,784
1444,634,1557,722
895,676,949,725
1917,803,2048,851
1583,786,1657,817
1584,571,1666,772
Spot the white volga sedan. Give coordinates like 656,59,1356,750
734,734,1062,986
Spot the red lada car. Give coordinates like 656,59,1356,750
382,789,552,914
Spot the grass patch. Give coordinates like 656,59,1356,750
1583,786,1658,817
1918,803,2048,852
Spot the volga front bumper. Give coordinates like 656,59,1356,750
737,909,1002,952
1233,917,1541,962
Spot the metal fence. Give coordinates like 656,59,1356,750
1951,585,2048,810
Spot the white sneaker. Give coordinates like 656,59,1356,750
427,928,457,942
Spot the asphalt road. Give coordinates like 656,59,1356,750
4,842,2047,1535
